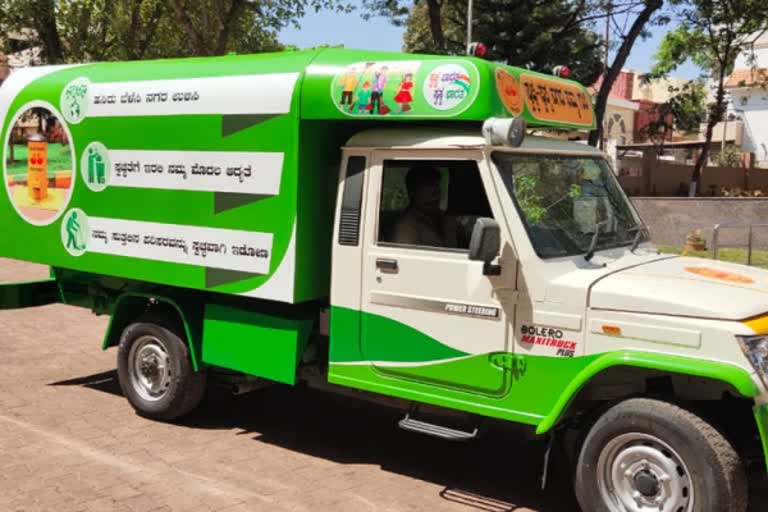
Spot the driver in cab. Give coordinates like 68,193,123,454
391,165,457,248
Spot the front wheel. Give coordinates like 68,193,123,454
117,315,206,421
574,398,747,512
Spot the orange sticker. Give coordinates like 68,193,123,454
685,266,755,284
495,68,523,116
520,74,594,127
28,140,48,172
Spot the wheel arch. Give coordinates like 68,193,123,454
103,293,201,371
536,350,760,435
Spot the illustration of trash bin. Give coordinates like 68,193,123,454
27,134,48,202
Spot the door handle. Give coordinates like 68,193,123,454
376,258,399,274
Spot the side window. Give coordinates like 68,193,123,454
377,159,493,251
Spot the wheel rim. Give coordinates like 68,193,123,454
128,335,172,402
596,432,693,512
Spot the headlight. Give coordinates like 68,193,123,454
737,335,768,388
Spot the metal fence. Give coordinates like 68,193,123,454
712,222,768,266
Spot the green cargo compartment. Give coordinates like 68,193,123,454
0,48,594,304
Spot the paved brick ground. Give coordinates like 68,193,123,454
0,258,766,512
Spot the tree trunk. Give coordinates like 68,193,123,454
35,0,65,63
689,70,727,196
588,0,664,147
215,0,247,55
425,0,445,51
169,0,207,55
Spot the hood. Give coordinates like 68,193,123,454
590,256,768,320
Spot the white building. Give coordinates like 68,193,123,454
726,32,768,167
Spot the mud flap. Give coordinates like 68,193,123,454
201,303,313,385
755,404,768,477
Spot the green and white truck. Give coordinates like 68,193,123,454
1,48,766,511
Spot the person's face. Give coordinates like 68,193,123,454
411,178,442,214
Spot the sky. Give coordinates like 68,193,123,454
279,8,703,80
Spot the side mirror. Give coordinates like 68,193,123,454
469,218,502,275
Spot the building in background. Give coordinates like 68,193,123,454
591,70,691,147
725,32,768,168
631,73,690,103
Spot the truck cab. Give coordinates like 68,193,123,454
327,126,768,512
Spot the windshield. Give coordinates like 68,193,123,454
492,152,643,259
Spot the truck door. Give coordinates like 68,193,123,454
360,150,516,397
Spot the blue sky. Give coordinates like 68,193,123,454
279,9,702,80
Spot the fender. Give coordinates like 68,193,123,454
536,350,760,434
102,292,202,371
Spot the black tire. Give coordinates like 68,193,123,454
574,398,747,512
117,314,206,421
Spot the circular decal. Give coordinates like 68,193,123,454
80,142,110,192
495,68,523,115
685,266,754,284
60,77,90,125
423,64,472,111
60,208,89,257
3,101,76,226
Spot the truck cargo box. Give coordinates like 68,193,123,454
0,48,593,303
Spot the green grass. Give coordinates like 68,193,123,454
5,144,73,176
657,245,768,267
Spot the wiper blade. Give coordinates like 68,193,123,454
629,224,650,253
584,220,609,262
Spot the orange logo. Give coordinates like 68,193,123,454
685,266,755,284
495,68,523,116
520,74,594,127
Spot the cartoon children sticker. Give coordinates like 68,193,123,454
339,70,358,111
333,62,421,116
370,66,389,115
394,72,414,113
355,81,372,113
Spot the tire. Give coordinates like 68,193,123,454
117,314,206,421
574,398,747,512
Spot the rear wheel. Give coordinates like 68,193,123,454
574,398,747,512
117,315,206,421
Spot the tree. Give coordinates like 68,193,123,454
588,0,666,146
363,0,446,50
651,0,768,195
365,0,603,85
365,1,665,138
639,80,706,150
0,0,349,63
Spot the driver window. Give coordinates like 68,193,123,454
377,159,494,251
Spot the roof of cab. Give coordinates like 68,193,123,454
344,128,604,154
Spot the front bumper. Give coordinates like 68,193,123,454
755,404,768,476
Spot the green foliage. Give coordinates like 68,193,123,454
714,145,742,167
651,0,768,81
640,80,706,143
0,0,350,63
515,174,547,223
367,0,604,84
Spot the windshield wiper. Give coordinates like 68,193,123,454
584,220,609,262
628,224,650,253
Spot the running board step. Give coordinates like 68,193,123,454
398,414,478,441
